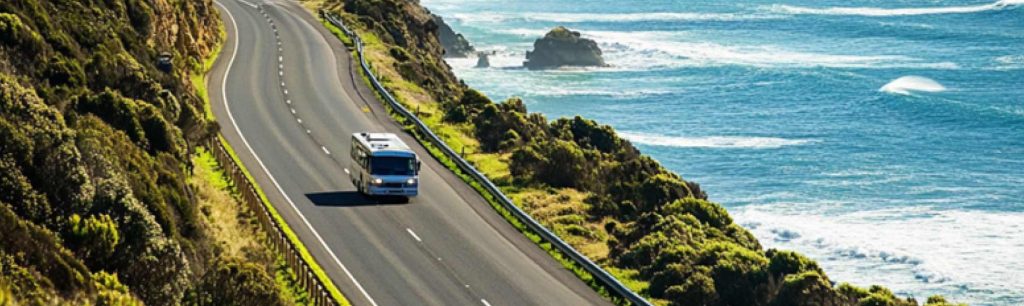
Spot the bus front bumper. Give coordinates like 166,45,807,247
365,186,418,197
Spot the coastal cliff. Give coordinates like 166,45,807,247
323,0,961,305
432,14,474,57
1,1,295,304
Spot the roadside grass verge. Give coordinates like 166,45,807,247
192,26,351,305
213,135,350,306
191,148,308,304
192,22,226,121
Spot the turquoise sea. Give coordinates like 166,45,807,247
423,0,1024,304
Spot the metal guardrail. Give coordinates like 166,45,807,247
207,137,338,306
321,11,652,306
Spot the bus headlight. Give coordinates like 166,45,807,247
406,178,417,185
371,178,383,185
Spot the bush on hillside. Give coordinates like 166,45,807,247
184,257,288,306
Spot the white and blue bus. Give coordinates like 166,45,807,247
346,133,420,198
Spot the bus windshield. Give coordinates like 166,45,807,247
370,156,416,176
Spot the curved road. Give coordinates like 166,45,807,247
208,0,608,305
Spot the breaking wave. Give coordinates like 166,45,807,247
585,30,960,70
620,132,817,149
880,76,947,95
734,205,1024,305
450,11,781,23
768,0,1023,17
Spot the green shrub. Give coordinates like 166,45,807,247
766,249,821,277
0,13,46,57
771,271,840,306
93,271,142,306
185,257,288,306
663,197,732,228
0,204,91,295
637,174,694,213
45,55,86,87
67,214,120,265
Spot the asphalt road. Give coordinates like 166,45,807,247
208,1,609,305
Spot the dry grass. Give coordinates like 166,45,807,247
510,188,610,261
191,148,258,259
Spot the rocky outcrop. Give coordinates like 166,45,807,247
524,26,605,70
432,14,474,57
476,52,490,68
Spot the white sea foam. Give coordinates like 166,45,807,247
880,76,947,95
583,30,960,70
768,0,1023,17
450,11,780,24
620,132,816,149
733,204,1024,305
994,55,1024,70
458,27,960,71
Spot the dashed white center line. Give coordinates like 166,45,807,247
286,99,291,104
283,89,288,95
279,71,284,76
296,118,302,124
290,108,296,114
480,299,492,306
279,56,283,62
406,228,422,242
322,146,331,155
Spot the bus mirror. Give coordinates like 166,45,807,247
417,160,422,171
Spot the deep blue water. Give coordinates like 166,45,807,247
422,0,1024,304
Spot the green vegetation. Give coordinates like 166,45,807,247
0,0,303,304
190,148,310,306
213,133,351,306
315,0,962,305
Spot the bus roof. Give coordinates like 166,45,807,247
352,132,415,157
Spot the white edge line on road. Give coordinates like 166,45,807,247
481,299,492,306
235,0,257,8
215,3,378,306
405,228,422,242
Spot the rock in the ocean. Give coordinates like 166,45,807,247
432,14,474,57
524,26,605,70
476,52,490,68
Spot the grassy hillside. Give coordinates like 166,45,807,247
0,0,299,304
315,0,963,305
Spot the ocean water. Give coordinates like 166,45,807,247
421,0,1024,304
